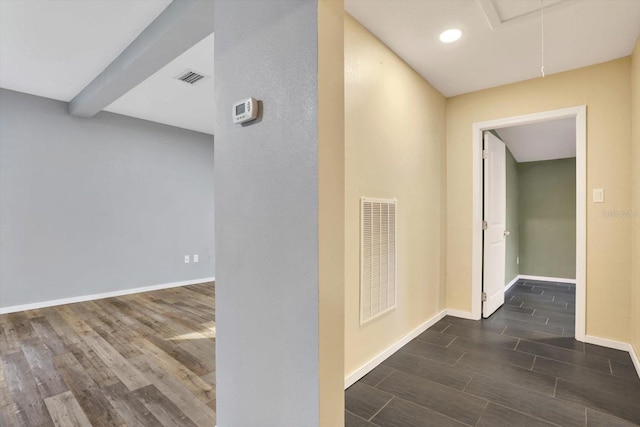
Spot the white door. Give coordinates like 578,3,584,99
482,132,507,318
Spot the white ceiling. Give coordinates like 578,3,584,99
496,118,576,163
345,0,640,97
0,0,172,101
0,0,639,136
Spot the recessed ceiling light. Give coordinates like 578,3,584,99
439,28,462,43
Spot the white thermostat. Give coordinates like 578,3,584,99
232,97,258,124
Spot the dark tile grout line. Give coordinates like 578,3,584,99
346,409,377,426
372,367,394,388
473,400,490,427
497,401,568,427
446,335,457,348
462,373,474,392
531,352,625,380
368,396,393,422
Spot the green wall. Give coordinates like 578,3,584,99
505,147,520,285
518,158,576,279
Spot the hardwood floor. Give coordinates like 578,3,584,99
0,282,216,427
346,280,640,426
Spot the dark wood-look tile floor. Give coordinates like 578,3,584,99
0,282,216,427
346,280,640,426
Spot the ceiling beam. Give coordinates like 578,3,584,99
69,0,214,118
476,0,502,30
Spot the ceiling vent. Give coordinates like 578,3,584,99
175,69,208,85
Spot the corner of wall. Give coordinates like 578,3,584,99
318,0,345,424
630,35,640,364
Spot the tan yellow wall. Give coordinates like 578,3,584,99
344,14,447,377
631,36,640,360
318,1,344,424
446,58,633,342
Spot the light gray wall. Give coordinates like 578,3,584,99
0,89,215,309
214,0,321,425
505,146,520,285
518,158,576,279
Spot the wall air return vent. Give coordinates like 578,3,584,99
360,197,397,324
174,69,208,85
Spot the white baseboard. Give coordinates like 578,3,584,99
505,276,520,292
585,335,640,379
344,309,447,389
630,345,640,380
445,309,477,320
584,335,630,351
0,277,215,315
518,275,576,284
506,275,575,292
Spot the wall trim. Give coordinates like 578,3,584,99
631,345,640,380
518,275,576,284
344,309,447,389
0,277,215,315
445,308,476,320
505,275,520,292
585,335,640,379
584,335,631,351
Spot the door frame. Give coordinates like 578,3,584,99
471,106,587,341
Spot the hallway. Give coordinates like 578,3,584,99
345,280,640,426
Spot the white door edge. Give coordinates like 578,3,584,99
482,132,506,318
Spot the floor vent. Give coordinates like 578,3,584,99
174,69,207,85
360,197,397,324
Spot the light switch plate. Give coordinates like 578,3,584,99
593,188,604,203
184,255,190,264
193,254,199,263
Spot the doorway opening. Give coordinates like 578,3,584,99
472,106,586,341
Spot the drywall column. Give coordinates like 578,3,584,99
317,1,346,425
631,36,640,362
214,0,344,425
